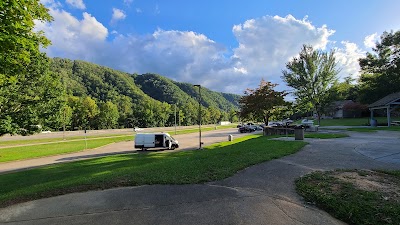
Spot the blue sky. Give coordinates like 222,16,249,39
38,0,400,94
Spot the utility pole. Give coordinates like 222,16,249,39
193,84,202,149
174,104,177,135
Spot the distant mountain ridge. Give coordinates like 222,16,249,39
49,58,240,128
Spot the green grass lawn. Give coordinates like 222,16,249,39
318,117,400,126
0,124,237,147
0,133,134,147
0,125,238,163
0,135,307,208
296,170,400,225
347,126,400,132
0,136,134,163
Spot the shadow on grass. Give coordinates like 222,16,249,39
0,135,307,208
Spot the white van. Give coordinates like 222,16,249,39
134,133,179,151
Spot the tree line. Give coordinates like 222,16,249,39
240,31,400,124
1,0,399,135
0,0,239,136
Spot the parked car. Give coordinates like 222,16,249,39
238,125,256,133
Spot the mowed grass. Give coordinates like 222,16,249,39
318,117,400,126
0,135,307,208
0,136,133,163
296,170,400,225
0,125,238,163
0,125,237,147
0,133,134,147
347,126,400,132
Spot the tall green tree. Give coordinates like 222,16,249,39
96,101,119,129
282,45,339,124
0,0,64,135
358,30,400,103
239,80,287,125
68,96,99,130
330,76,358,101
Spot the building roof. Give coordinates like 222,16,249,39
369,92,400,108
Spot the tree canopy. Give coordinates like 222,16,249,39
239,80,287,125
282,45,339,123
358,30,400,104
0,0,64,136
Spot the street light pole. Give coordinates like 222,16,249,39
193,84,202,149
174,104,177,135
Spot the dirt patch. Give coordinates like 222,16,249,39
333,170,400,202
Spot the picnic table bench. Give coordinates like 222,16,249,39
263,126,295,136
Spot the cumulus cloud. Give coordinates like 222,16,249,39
35,8,108,61
230,15,335,91
335,41,365,80
38,11,361,94
111,8,126,23
364,33,379,48
65,0,85,10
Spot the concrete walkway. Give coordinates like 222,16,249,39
1,130,400,224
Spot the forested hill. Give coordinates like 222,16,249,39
49,58,240,129
134,73,240,111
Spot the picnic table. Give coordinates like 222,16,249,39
263,126,295,136
301,119,319,132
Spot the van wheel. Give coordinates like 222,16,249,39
170,145,176,150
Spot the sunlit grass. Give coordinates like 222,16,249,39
347,126,400,132
0,136,133,163
0,133,133,147
0,134,307,208
0,125,237,163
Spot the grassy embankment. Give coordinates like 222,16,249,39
0,125,237,163
0,134,307,208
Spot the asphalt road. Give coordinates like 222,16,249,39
0,128,257,174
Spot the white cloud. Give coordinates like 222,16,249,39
111,8,126,23
38,12,360,94
364,33,379,48
35,8,108,61
335,41,365,80
65,0,85,10
136,8,142,13
230,15,335,91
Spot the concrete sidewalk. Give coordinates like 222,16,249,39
1,130,400,224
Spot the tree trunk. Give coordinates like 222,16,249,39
317,111,321,125
263,115,269,126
